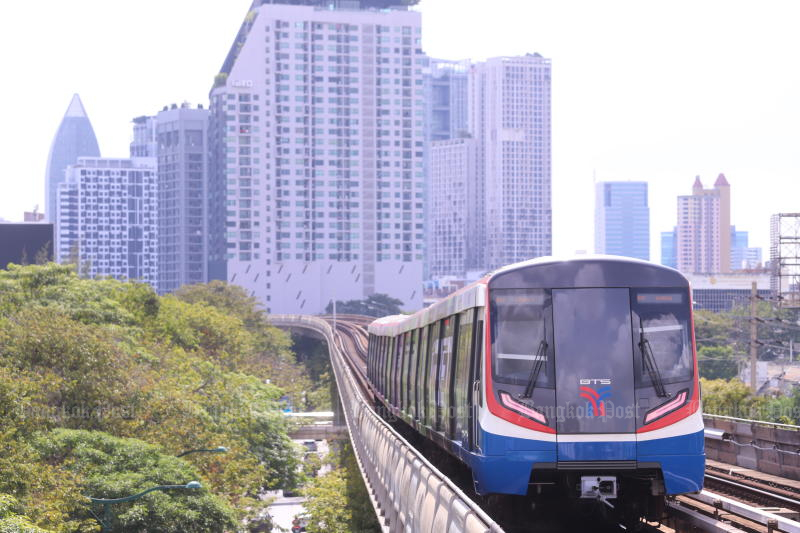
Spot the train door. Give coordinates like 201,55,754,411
470,310,484,453
552,288,636,461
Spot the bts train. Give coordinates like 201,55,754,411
366,256,704,521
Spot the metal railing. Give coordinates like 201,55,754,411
704,413,800,432
270,315,504,533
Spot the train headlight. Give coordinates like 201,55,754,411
644,389,689,425
498,391,548,425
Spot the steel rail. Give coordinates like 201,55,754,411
705,473,800,510
687,489,800,533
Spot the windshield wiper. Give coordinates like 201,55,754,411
521,340,548,399
639,318,669,398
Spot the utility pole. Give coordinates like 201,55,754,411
750,281,758,393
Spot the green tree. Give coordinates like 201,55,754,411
302,444,379,533
0,266,308,528
701,378,766,418
0,495,50,533
694,309,735,348
697,345,738,380
34,429,237,533
303,469,350,533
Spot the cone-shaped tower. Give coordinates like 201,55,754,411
44,94,100,222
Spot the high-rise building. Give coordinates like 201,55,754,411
676,174,731,274
429,137,477,277
425,59,469,143
208,0,425,314
594,181,649,260
468,54,552,270
57,157,157,285
422,58,469,279
730,226,762,270
150,103,210,294
661,229,676,269
131,115,157,158
44,94,101,224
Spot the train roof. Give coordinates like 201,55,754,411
368,255,689,336
487,255,688,289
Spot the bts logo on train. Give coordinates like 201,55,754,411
579,378,612,417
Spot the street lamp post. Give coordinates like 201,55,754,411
89,481,202,533
176,446,228,458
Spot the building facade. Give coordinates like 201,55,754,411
57,157,157,285
44,94,101,224
0,223,54,268
730,227,762,270
685,273,771,312
150,104,210,293
594,181,649,260
661,229,676,269
131,115,157,158
429,137,477,277
425,58,469,143
422,58,469,279
468,54,552,270
676,174,731,274
208,0,425,313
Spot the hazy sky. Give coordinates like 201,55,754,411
2,0,798,260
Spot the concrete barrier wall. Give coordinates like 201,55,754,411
271,315,504,533
704,414,800,480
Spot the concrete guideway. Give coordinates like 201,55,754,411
270,315,504,533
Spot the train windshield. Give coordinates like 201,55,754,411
490,289,554,387
631,290,693,386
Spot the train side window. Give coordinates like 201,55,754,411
417,325,429,423
437,316,456,433
368,334,373,383
397,332,408,411
408,329,419,420
425,321,441,429
371,335,377,384
395,333,405,408
378,336,384,394
385,336,394,400
402,331,411,411
376,336,383,394
453,309,475,443
388,337,400,405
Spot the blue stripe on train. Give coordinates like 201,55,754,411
459,428,704,496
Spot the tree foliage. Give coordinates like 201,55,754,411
697,345,737,381
34,429,237,533
302,444,380,533
0,265,316,531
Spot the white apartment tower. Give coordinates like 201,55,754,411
468,54,552,270
209,1,425,313
57,157,157,285
429,137,477,277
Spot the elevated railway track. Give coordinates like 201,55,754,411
273,314,800,532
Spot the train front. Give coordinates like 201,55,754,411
477,257,704,520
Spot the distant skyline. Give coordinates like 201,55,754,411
2,0,798,262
